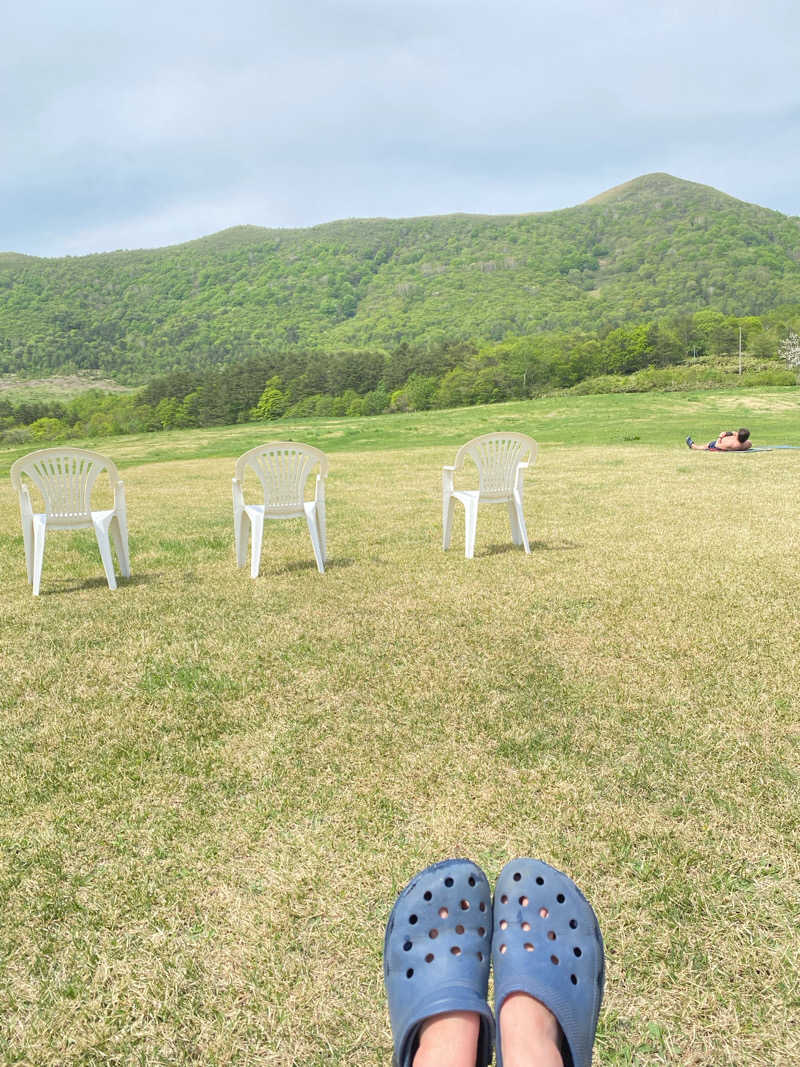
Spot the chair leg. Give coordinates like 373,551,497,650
110,515,131,578
234,509,250,568
464,499,479,559
513,492,531,554
317,500,327,563
508,500,523,545
305,505,325,573
21,515,34,583
249,512,264,579
443,493,455,550
93,517,118,590
32,516,47,596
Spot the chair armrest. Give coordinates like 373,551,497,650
442,466,456,493
314,472,326,503
232,477,245,510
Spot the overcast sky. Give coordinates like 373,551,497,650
3,0,799,257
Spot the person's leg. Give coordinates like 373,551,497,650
499,994,563,1067
413,1011,481,1067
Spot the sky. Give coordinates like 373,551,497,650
3,0,799,257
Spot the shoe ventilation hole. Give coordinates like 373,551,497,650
439,907,449,919
451,946,462,956
499,944,507,954
550,955,559,965
536,876,544,885
519,896,528,907
524,943,534,952
547,931,556,941
478,927,486,937
468,876,476,887
521,922,531,932
406,968,414,978
539,907,549,919
424,891,432,901
513,872,522,881
455,924,465,935
500,895,508,905
444,877,454,887
570,974,578,985
569,919,578,929
425,953,434,964
573,947,582,957
429,929,438,939
403,941,412,952
460,900,470,911
499,920,508,930
479,901,486,912
556,893,565,903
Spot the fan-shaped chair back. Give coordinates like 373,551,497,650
11,448,119,527
235,442,329,514
453,433,537,499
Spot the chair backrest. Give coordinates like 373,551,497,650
453,433,537,498
10,448,119,522
235,442,328,511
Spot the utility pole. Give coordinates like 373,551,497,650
739,327,743,375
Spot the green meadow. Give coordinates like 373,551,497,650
1,390,798,1065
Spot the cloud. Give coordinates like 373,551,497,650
2,0,799,254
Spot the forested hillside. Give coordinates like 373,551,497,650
2,173,800,383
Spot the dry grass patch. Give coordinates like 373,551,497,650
0,433,798,1064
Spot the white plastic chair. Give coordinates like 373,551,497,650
10,447,131,596
233,442,328,577
443,433,537,559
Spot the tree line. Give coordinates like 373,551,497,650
2,307,798,445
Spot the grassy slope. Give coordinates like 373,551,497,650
0,391,798,1065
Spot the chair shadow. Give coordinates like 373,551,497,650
279,556,356,574
477,538,581,557
39,572,161,595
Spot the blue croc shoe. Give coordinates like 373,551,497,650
493,859,605,1067
384,858,495,1067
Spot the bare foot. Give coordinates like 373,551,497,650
413,1011,481,1067
500,993,563,1067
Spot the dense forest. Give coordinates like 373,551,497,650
2,308,798,444
2,173,800,385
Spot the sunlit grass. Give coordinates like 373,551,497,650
1,392,798,1065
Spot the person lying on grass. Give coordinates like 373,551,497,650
686,428,752,452
385,857,604,1067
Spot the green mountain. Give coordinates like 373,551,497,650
2,173,799,382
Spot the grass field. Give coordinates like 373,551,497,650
1,390,798,1065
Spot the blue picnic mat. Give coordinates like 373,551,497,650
738,446,800,452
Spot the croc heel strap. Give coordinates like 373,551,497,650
493,858,605,1067
384,858,495,1067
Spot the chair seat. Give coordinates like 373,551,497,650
242,501,318,521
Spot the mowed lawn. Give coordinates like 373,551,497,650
1,391,798,1065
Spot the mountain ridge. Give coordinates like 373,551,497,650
2,173,799,382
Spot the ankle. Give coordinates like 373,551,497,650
413,1010,481,1067
499,993,563,1067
